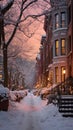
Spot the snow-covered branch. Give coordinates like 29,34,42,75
2,0,14,14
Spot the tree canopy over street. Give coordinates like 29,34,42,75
0,0,50,88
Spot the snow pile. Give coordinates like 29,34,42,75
10,90,27,102
40,88,49,94
0,93,73,130
9,91,17,101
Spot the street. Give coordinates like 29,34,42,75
16,93,47,130
0,93,47,130
0,92,73,130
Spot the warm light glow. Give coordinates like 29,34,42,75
48,77,50,81
63,69,66,74
0,74,2,79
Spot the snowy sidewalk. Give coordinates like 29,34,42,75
0,92,73,130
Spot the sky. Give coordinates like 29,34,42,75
0,91,73,130
18,22,45,88
23,23,45,60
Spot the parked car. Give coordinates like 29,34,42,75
0,84,9,111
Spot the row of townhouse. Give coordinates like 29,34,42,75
36,0,73,90
36,35,49,88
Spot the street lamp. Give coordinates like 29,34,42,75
63,69,66,82
47,77,52,86
48,77,50,81
63,69,66,93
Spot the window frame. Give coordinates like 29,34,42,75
61,12,66,28
61,66,66,82
55,13,59,29
55,40,59,56
61,38,66,55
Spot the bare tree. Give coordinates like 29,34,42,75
0,0,50,87
8,63,25,90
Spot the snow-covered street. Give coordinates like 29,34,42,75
0,92,73,130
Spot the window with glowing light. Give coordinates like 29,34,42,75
61,39,66,55
55,40,59,56
61,66,66,82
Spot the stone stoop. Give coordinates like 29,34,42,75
58,95,73,117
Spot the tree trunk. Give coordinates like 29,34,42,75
3,45,8,87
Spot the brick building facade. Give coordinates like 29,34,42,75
67,0,73,77
46,0,68,86
36,35,49,87
36,0,73,89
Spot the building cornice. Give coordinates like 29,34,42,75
53,27,68,33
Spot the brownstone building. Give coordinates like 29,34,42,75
36,35,49,88
36,47,43,88
67,0,73,77
36,0,73,90
44,12,53,86
45,0,68,86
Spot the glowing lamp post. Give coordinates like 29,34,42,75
63,69,66,82
47,77,52,86
48,77,50,81
63,69,66,93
